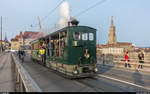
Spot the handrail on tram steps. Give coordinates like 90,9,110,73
11,53,42,92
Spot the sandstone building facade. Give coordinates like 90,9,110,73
0,34,11,51
11,31,39,51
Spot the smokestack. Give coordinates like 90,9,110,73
68,21,71,27
71,19,79,26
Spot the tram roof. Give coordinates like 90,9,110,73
44,25,96,38
31,25,96,43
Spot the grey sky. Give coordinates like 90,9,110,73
0,0,150,47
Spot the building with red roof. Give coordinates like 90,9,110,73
11,31,41,51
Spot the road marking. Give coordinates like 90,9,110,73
98,74,150,91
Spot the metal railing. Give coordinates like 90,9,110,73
113,58,150,70
97,54,150,70
11,53,42,92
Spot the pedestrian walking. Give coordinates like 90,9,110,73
18,49,21,59
138,51,144,69
20,50,25,63
102,54,105,66
124,51,131,68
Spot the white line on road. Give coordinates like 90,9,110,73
98,74,150,91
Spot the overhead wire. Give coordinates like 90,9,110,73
72,0,107,44
40,0,65,23
30,0,107,31
31,0,65,27
73,0,107,18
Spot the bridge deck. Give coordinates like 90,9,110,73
0,53,15,92
17,53,133,92
0,52,148,92
20,54,97,92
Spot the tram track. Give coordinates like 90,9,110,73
17,54,147,92
25,54,134,92
97,65,150,92
74,77,105,92
74,75,135,92
97,74,150,92
30,57,129,92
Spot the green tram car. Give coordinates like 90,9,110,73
31,25,98,78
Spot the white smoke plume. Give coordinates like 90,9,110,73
30,1,71,41
58,1,71,28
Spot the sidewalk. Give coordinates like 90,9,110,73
0,52,5,57
0,53,15,92
98,62,150,74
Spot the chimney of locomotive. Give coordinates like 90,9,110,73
71,19,79,26
68,21,71,27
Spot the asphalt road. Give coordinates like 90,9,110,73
0,53,15,92
16,53,136,92
97,64,150,92
1,52,150,92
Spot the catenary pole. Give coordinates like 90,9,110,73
1,16,2,52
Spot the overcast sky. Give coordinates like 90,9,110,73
0,0,150,47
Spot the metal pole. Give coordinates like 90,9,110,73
59,32,60,57
1,16,2,53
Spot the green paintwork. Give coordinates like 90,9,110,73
31,26,97,65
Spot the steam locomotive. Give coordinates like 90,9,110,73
30,19,98,78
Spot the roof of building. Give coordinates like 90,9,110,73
0,40,10,43
97,42,133,48
11,39,18,41
117,42,132,45
11,31,40,41
24,31,39,36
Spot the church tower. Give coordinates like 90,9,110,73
108,16,117,45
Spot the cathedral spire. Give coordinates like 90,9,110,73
108,16,117,45
111,16,114,27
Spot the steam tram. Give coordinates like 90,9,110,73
30,20,98,78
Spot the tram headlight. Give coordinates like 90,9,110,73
73,70,78,75
94,68,98,72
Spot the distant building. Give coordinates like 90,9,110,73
11,31,40,51
97,16,134,55
0,34,11,50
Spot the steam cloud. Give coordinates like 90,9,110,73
58,1,71,28
30,1,71,41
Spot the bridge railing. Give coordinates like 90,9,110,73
97,54,150,70
113,58,150,70
11,53,42,92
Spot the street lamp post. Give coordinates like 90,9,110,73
0,16,2,53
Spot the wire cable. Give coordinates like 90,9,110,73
31,0,65,27
74,0,107,17
41,0,65,23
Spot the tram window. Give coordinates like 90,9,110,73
82,33,88,40
89,33,94,40
74,32,80,40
